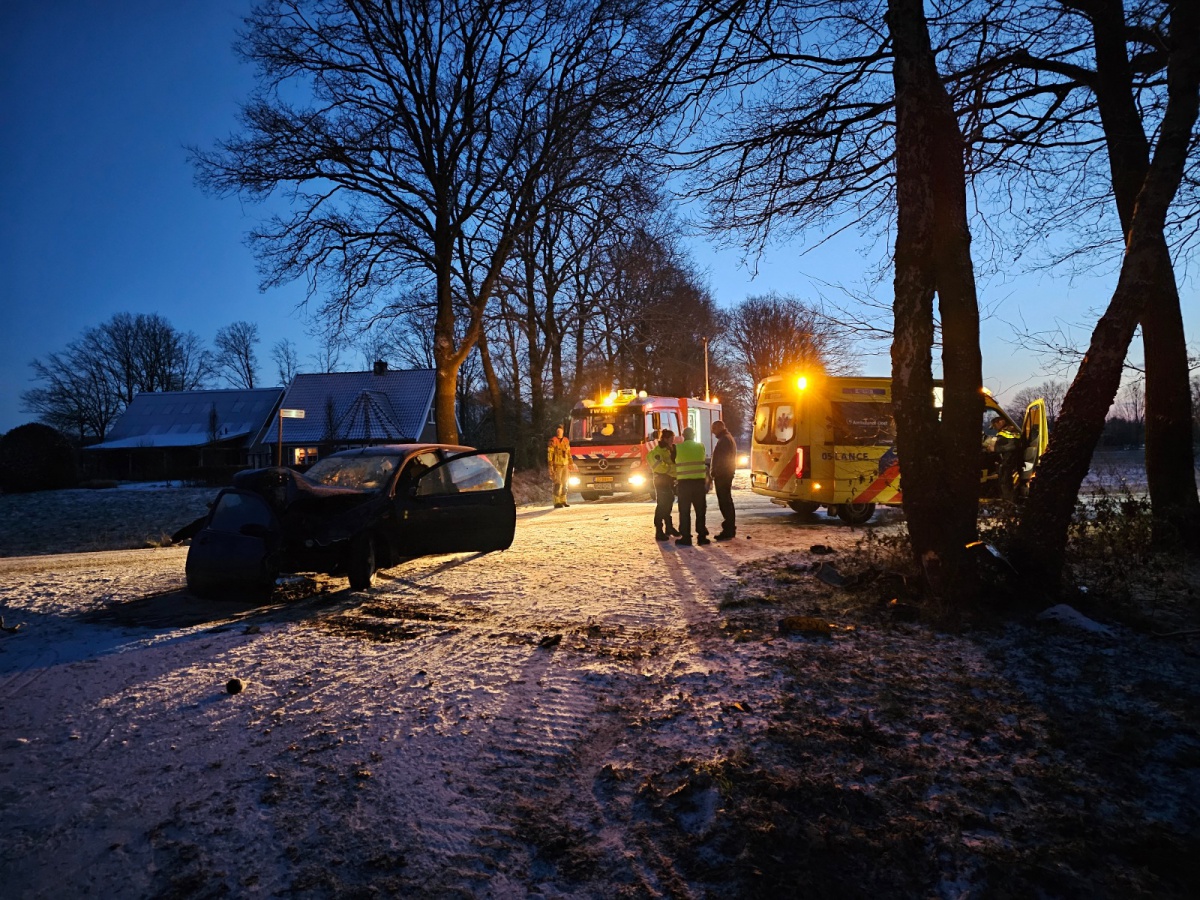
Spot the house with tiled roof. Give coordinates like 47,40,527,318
85,387,285,479
248,363,438,468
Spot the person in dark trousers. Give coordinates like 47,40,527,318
673,427,710,546
711,420,737,540
647,429,680,541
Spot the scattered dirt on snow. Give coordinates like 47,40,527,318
0,483,1197,898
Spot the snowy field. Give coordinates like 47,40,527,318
1,475,1198,897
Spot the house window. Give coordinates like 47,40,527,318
294,447,320,466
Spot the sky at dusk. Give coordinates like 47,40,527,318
2,1,1194,437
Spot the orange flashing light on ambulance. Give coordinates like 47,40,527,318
568,389,722,501
749,373,1048,524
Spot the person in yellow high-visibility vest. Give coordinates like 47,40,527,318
647,429,681,541
673,427,710,546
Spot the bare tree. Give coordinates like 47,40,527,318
723,293,859,418
22,313,211,441
308,334,345,374
1115,378,1146,428
1013,2,1200,582
1011,380,1068,426
22,347,123,442
949,0,1200,548
195,0,660,444
887,0,987,598
214,321,261,389
271,338,299,386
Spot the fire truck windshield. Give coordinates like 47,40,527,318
570,409,643,444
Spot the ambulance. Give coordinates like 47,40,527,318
568,389,722,500
749,373,1048,524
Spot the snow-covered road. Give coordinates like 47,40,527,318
0,488,879,897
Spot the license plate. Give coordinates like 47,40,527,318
595,476,614,483
752,473,767,486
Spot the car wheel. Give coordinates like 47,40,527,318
347,533,376,591
787,500,820,515
836,501,876,525
581,491,600,502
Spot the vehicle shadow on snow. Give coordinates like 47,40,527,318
84,552,495,630
83,576,346,629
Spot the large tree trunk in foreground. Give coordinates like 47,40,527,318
1014,2,1200,589
1089,0,1200,549
1140,289,1198,548
888,0,984,600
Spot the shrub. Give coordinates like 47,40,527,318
0,423,80,493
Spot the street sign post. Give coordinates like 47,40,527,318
277,408,306,467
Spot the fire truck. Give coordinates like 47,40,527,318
749,373,1048,524
568,389,722,500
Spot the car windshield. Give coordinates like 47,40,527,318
303,454,401,491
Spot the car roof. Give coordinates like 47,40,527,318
325,443,473,458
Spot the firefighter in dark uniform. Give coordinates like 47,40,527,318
984,416,1022,500
647,429,681,541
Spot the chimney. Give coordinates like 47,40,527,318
373,359,388,376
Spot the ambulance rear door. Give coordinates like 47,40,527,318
1020,398,1049,481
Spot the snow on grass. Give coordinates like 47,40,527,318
0,484,1197,897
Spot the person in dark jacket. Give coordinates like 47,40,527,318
711,420,737,540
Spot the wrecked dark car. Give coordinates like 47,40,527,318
179,444,516,595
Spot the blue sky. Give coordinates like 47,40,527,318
1,2,1193,436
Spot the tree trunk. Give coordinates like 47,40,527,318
433,234,461,444
1014,2,1200,586
1140,283,1198,547
477,328,507,444
888,0,983,599
1089,0,1200,549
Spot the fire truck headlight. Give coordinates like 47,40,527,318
568,476,580,487
629,474,646,487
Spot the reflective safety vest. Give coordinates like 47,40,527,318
648,444,676,477
675,439,708,480
547,436,571,468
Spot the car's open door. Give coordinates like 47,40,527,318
394,449,516,555
185,489,282,595
1019,399,1050,490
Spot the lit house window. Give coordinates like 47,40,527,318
294,447,320,466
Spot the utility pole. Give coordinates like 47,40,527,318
702,337,710,402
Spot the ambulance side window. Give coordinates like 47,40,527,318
754,404,772,443
830,402,892,445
